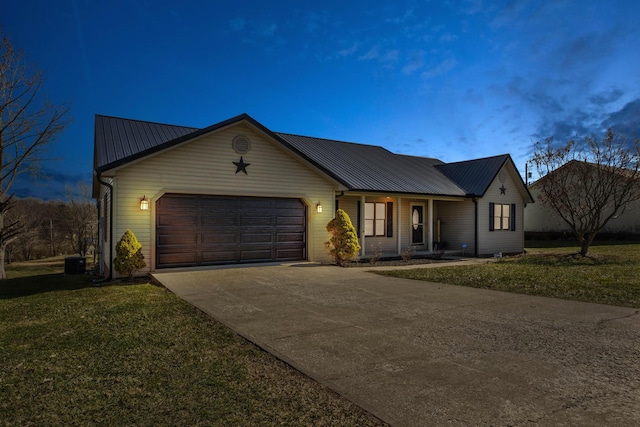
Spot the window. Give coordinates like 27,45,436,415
365,202,386,236
490,203,516,231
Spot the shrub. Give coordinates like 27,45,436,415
114,229,146,278
401,246,416,263
369,242,382,266
326,209,361,266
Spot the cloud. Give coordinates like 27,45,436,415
402,50,425,74
359,45,380,60
258,22,278,37
553,30,621,71
338,43,358,57
229,17,246,31
421,57,457,79
438,32,458,42
382,49,399,62
489,0,531,29
304,11,328,33
602,98,640,137
385,8,414,25
588,87,625,106
13,167,91,201
459,0,485,15
463,88,484,106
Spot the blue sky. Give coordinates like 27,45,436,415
5,0,640,200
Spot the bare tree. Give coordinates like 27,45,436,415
532,128,640,256
0,32,70,278
62,182,97,256
6,197,46,261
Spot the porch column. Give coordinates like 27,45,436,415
360,195,366,257
397,197,402,254
428,198,434,252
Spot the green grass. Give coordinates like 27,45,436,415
0,260,384,427
375,243,640,308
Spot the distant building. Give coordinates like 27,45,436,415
525,160,640,238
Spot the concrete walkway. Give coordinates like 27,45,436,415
153,263,640,426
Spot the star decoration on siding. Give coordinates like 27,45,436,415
233,156,250,175
500,185,506,195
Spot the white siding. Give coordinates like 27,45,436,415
477,165,525,256
339,196,400,256
434,199,475,254
109,123,337,276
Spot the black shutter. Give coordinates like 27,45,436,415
489,203,495,231
356,201,361,236
335,199,339,212
386,202,393,237
511,203,516,231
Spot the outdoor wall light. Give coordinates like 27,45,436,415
316,202,323,213
140,195,149,211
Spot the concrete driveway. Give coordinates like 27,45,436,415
153,263,640,426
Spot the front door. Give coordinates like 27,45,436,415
411,204,425,245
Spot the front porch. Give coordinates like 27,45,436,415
335,193,476,259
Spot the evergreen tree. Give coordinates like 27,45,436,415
326,209,361,266
114,229,146,278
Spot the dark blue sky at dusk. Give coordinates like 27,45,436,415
5,0,640,200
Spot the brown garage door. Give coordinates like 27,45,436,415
156,194,306,268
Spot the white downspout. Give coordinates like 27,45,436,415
397,197,402,255
361,195,366,257
428,199,434,252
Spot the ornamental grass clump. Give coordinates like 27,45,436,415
326,209,361,266
114,229,146,278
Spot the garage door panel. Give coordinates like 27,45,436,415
241,233,272,243
157,233,198,246
157,214,199,227
276,216,305,226
156,195,196,208
157,252,198,267
202,215,238,226
240,250,272,261
201,250,237,263
277,233,305,243
201,232,237,245
276,249,305,260
241,216,273,226
156,194,306,268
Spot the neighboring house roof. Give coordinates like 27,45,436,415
93,113,527,199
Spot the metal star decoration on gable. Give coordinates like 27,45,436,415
233,156,250,174
500,185,506,195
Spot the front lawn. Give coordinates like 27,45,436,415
375,243,640,308
0,260,384,426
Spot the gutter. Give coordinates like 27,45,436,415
472,197,479,257
94,172,113,283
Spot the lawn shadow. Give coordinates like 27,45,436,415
514,252,622,267
0,273,146,299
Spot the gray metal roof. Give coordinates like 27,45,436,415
94,115,198,171
276,133,466,196
435,155,509,196
93,114,522,198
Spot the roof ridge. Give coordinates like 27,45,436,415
95,114,199,130
440,153,509,166
276,132,394,152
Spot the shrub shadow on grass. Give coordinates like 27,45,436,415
0,273,145,299
513,252,621,267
